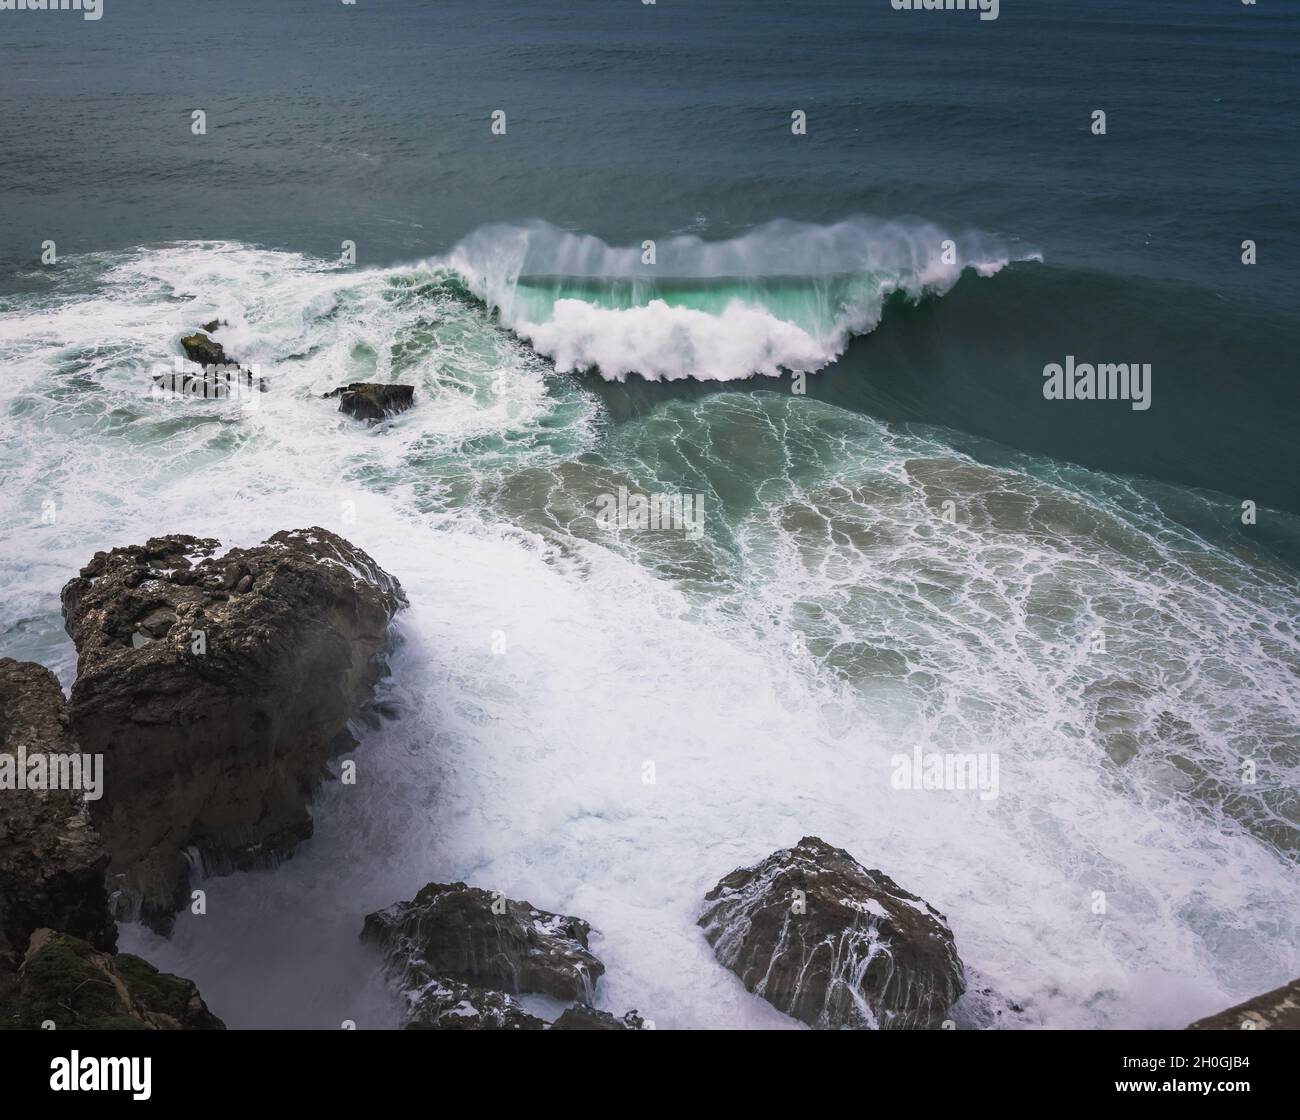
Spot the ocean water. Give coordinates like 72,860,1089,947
0,0,1297,1029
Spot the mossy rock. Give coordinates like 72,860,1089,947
0,930,224,1030
180,332,228,368
114,954,213,1025
8,932,122,1029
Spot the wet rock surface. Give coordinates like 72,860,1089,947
324,382,415,421
698,835,965,1029
362,881,604,1002
1187,978,1300,1030
0,659,114,956
153,365,265,400
60,527,405,927
179,331,230,368
550,1005,647,1030
402,976,546,1031
160,329,264,400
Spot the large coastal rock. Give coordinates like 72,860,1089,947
324,382,415,422
1187,978,1300,1030
60,528,405,926
0,929,224,1030
698,836,965,1030
362,882,604,1003
0,659,114,957
403,976,545,1031
550,1005,647,1031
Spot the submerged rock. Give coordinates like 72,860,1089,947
0,659,114,956
698,836,965,1029
60,528,405,928
0,929,223,1030
402,976,545,1031
362,881,603,1002
550,1005,647,1031
324,382,415,422
1186,978,1300,1030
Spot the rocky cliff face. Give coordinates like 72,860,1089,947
1187,978,1300,1030
699,836,965,1029
0,929,224,1030
0,659,115,957
60,527,405,927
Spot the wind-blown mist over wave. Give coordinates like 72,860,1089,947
444,218,1037,381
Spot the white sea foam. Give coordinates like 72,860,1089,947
1,239,1295,1031
520,297,832,381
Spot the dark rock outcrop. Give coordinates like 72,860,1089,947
60,528,405,927
698,836,965,1030
362,882,603,1002
1187,978,1300,1030
0,659,114,956
179,332,229,369
324,383,415,422
402,977,545,1031
550,1005,647,1031
0,929,223,1030
153,366,265,400
161,330,265,400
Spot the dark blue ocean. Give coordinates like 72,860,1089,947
4,0,1298,507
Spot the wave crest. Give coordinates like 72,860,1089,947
441,217,1038,381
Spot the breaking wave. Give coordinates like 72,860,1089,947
443,218,1038,381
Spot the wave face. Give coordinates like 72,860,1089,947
1,238,1297,1031
444,218,1034,381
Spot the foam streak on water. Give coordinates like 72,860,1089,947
0,236,1295,1031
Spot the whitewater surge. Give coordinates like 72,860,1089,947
443,218,1036,380
1,234,1296,1030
